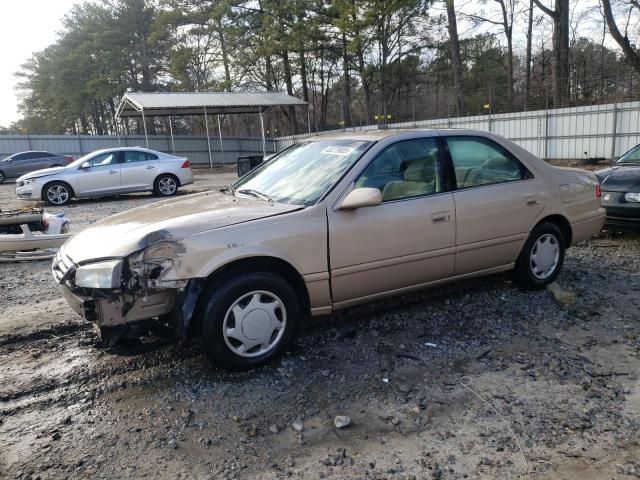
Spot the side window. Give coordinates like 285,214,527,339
355,138,443,202
12,153,28,161
87,152,117,166
123,151,147,163
446,137,529,189
123,151,158,163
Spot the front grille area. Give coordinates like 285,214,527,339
52,248,77,287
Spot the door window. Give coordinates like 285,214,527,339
355,137,443,202
87,152,118,166
122,151,158,163
445,137,530,189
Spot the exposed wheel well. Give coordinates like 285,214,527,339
154,172,181,187
535,215,572,247
188,256,310,335
42,180,75,200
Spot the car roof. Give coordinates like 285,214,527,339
304,128,480,142
87,146,170,156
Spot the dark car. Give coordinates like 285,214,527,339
595,145,640,230
0,151,74,183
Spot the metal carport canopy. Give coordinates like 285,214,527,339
116,91,307,117
115,91,309,169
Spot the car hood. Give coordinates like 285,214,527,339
595,166,640,193
17,166,68,182
62,190,303,263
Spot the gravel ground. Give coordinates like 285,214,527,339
1,170,640,479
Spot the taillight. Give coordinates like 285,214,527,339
596,184,601,198
181,159,190,169
64,155,74,162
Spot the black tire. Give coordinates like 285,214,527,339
51,164,62,168
0,170,5,183
513,222,565,289
198,272,301,371
43,181,72,206
153,174,179,197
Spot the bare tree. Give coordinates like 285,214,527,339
602,0,640,75
445,0,466,114
533,0,569,107
525,0,534,107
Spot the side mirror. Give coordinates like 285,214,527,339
339,187,382,210
80,161,91,169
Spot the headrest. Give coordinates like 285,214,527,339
404,154,436,182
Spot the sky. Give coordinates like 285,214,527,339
0,0,78,126
0,0,625,127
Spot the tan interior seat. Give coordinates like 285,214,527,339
381,153,437,201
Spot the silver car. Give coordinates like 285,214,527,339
0,151,74,182
15,147,194,205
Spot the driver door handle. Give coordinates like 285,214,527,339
431,211,451,223
109,170,118,174
145,165,155,169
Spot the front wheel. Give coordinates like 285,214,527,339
44,181,72,206
513,222,565,289
199,272,301,370
154,174,179,197
0,170,5,183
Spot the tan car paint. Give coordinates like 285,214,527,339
56,129,605,327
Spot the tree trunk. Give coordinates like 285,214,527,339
525,0,534,108
534,0,569,107
602,0,640,76
281,50,297,133
445,0,466,115
341,32,352,127
217,19,232,91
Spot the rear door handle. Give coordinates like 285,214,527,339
145,165,155,169
109,170,118,174
431,211,451,223
526,194,541,206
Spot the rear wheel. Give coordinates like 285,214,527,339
0,170,5,183
43,181,72,206
154,174,179,197
199,272,301,370
513,222,565,289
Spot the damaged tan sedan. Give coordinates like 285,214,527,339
53,129,605,370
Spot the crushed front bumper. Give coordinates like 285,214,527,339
53,250,176,327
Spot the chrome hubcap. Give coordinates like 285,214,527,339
47,185,69,204
223,291,286,358
158,177,176,195
530,233,560,279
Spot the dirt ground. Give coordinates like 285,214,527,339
1,170,640,480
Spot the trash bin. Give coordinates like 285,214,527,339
237,155,264,177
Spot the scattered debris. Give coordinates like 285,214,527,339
333,415,351,429
546,282,577,305
292,419,304,432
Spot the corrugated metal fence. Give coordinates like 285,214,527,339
3,101,639,163
276,101,640,161
0,135,277,165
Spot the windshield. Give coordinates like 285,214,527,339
232,139,373,206
68,150,107,168
616,146,640,165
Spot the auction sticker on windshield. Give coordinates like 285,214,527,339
321,146,356,156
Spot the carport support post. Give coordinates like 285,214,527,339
307,104,311,136
217,115,225,166
169,116,175,155
141,108,149,148
259,110,266,158
204,106,213,171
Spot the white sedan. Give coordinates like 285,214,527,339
15,147,194,205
